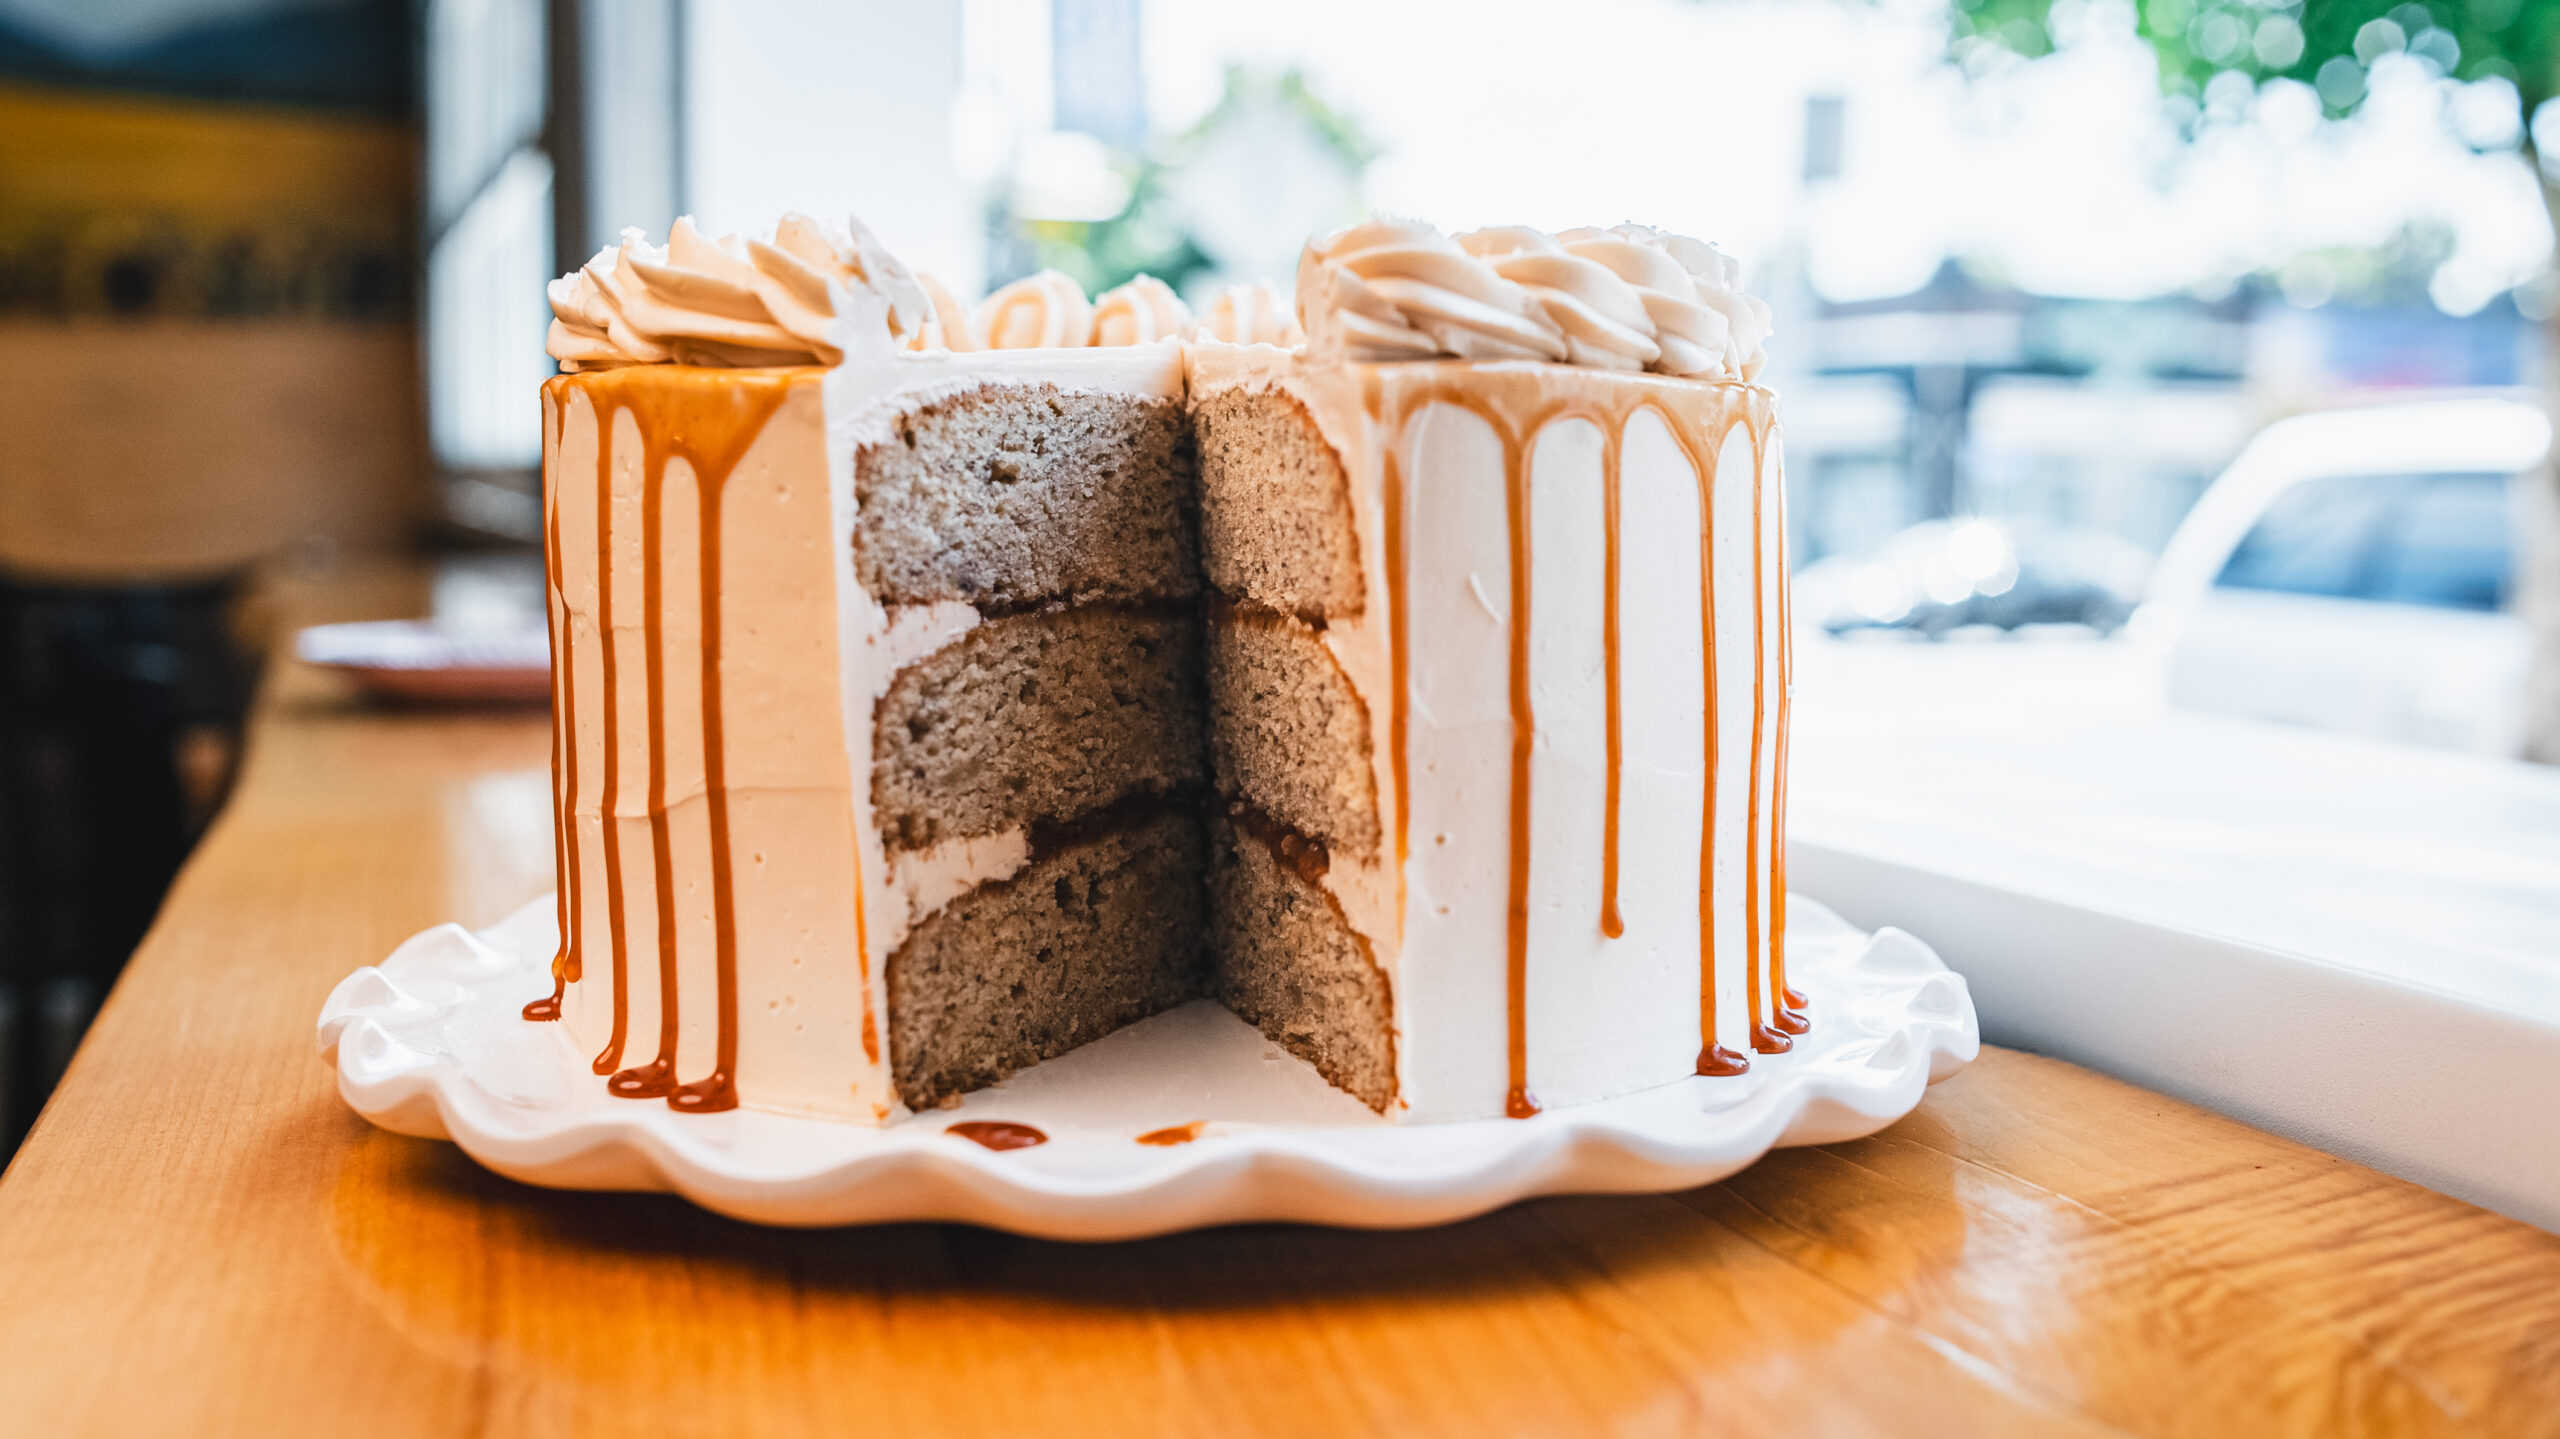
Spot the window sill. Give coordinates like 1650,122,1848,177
1789,638,2560,1232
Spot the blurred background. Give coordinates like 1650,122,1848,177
3,0,2554,1156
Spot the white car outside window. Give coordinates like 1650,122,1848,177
2140,395,2549,757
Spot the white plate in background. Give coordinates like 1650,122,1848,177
296,619,550,703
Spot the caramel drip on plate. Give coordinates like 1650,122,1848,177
1135,1121,1205,1146
947,1121,1047,1151
552,367,803,1111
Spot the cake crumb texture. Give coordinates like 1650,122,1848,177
887,807,1207,1112
1207,813,1396,1113
1194,386,1363,619
873,607,1204,851
1205,609,1379,857
856,384,1199,609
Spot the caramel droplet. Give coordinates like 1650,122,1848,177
1697,1045,1750,1078
947,1121,1048,1151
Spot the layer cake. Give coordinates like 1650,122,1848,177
532,213,1799,1124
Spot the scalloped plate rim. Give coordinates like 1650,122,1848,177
320,895,1978,1238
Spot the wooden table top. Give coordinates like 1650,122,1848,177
3,570,2558,1438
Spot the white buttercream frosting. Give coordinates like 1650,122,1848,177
1456,226,1659,372
1090,275,1192,346
546,214,929,370
1296,217,1770,379
1195,282,1304,347
1295,218,1567,364
1555,224,1771,382
888,828,1032,935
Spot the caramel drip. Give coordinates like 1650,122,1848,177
607,443,685,1099
1770,440,1809,1033
1367,371,1794,1109
1135,1121,1205,1146
528,384,577,1025
1499,407,1541,1121
947,1121,1047,1151
1381,448,1412,939
1598,427,1626,941
557,367,804,1111
666,385,761,1112
533,361,1795,1121
1744,419,1791,1057
590,392,634,1076
1686,410,1748,1079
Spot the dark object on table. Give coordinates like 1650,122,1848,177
0,575,256,1159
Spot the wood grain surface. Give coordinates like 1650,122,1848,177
1,572,2556,1438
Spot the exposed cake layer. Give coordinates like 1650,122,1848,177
854,383,1198,609
1193,382,1363,619
871,605,1204,851
888,803,1207,1111
1204,606,1378,856
846,356,1212,1118
1207,810,1396,1113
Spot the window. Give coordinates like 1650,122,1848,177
2368,474,2513,612
2214,472,2513,613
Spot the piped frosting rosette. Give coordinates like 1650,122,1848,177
1455,226,1659,372
546,214,930,369
1295,218,1567,363
1296,217,1770,381
1091,275,1193,346
1194,282,1304,346
971,270,1095,350
915,270,1201,350
1554,223,1771,381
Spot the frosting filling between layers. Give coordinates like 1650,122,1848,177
885,827,1032,949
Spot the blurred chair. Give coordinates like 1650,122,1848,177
0,576,253,1153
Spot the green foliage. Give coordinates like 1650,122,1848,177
990,66,1365,296
1950,0,2560,130
1007,160,1213,297
1948,0,2064,61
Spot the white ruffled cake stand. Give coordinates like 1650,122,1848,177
318,896,1976,1240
